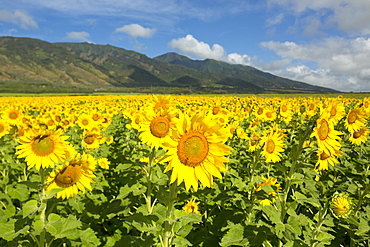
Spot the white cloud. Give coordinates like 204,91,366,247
0,10,38,29
169,34,225,60
267,0,370,35
66,31,90,42
115,24,156,38
261,37,370,91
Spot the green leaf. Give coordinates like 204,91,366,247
22,200,39,218
33,219,45,235
0,218,16,241
46,213,82,239
220,221,248,247
79,228,101,247
355,218,370,236
7,184,29,201
172,236,192,247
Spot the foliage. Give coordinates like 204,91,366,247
0,94,370,247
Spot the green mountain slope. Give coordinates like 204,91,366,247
0,36,337,94
155,52,337,93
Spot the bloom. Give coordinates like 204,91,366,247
162,112,232,191
16,129,69,170
349,127,369,145
345,108,367,133
330,192,355,219
260,130,285,163
183,198,201,215
255,176,282,206
46,153,96,200
311,114,342,155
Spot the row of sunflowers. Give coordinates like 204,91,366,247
0,94,370,246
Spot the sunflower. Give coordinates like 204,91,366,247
314,149,341,171
325,101,345,124
349,127,369,145
260,130,285,163
76,113,97,130
183,198,201,215
0,121,10,138
330,192,355,219
3,108,23,126
247,131,262,152
139,109,177,149
162,112,232,191
97,157,110,169
255,176,282,206
46,153,96,200
311,114,343,156
345,108,367,133
15,129,69,170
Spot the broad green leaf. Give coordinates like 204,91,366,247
79,228,101,247
46,213,82,239
22,200,38,218
0,218,16,241
7,184,29,201
355,218,370,236
220,222,248,247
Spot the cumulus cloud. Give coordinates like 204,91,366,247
267,0,370,35
261,37,370,91
169,34,225,60
65,31,90,42
0,10,38,29
115,24,156,38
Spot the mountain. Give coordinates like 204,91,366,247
0,36,337,94
155,52,335,93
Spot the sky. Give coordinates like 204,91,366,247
1,0,370,92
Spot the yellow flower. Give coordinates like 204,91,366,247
183,198,201,215
349,127,369,145
247,132,262,152
16,129,69,170
0,121,10,138
345,108,367,133
330,192,354,219
311,114,342,156
260,130,285,163
139,109,177,149
162,112,232,191
3,108,23,126
98,157,110,169
255,176,281,206
46,153,96,200
314,149,341,171
77,113,97,130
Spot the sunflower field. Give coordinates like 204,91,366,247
1,94,370,247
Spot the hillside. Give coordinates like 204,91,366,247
0,36,337,94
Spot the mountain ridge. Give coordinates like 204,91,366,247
0,36,338,94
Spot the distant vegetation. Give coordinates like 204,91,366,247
0,36,338,94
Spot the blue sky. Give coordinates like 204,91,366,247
1,0,370,92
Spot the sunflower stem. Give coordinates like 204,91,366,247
39,168,48,247
310,207,328,247
162,181,177,247
145,148,156,215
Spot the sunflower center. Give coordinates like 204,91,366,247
55,164,82,188
9,111,19,120
320,151,330,160
0,124,4,133
150,116,170,138
84,135,95,144
352,130,363,139
82,119,89,126
281,105,287,113
330,106,337,116
92,114,100,121
31,135,55,156
257,108,263,115
266,112,272,118
212,106,220,115
347,112,357,124
177,131,209,167
318,119,329,140
266,139,275,153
